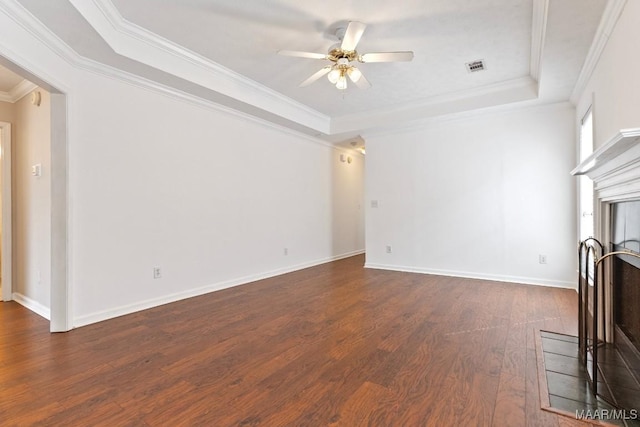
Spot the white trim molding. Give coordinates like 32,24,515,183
11,0,554,138
0,79,37,103
332,76,538,134
361,100,572,141
0,0,334,149
570,0,627,104
74,249,364,328
9,78,37,102
571,128,640,201
67,0,330,134
12,293,51,320
364,263,575,289
530,0,549,83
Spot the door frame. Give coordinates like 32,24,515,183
0,57,71,332
0,121,11,302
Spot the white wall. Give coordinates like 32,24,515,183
0,102,14,233
0,100,14,121
365,103,577,287
13,89,51,315
0,6,365,327
71,74,364,324
576,1,640,147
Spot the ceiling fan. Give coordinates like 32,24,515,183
278,21,414,90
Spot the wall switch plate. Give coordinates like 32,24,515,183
31,164,42,177
386,245,392,254
371,200,379,208
153,267,162,279
539,255,547,264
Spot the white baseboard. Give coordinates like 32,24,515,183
364,263,576,289
74,249,365,328
12,292,51,320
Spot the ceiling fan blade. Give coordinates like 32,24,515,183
360,51,414,63
340,21,366,51
299,67,331,87
347,68,371,89
278,50,328,60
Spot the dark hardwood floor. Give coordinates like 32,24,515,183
1,255,595,426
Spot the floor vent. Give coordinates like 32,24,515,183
465,60,485,72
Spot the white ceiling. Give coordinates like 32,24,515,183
0,62,38,103
0,65,24,93
11,0,608,138
110,0,534,116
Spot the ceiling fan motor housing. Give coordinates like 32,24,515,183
328,48,359,63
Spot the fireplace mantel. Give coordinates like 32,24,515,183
571,128,640,201
572,130,640,411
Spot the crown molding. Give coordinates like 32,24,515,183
9,79,38,102
0,0,89,73
529,0,549,83
67,0,330,134
3,0,588,142
0,0,338,150
0,79,37,103
332,0,547,133
570,0,627,104
361,100,573,139
67,0,557,139
332,76,538,134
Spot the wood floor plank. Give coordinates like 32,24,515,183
526,347,560,427
0,255,592,426
493,372,526,426
333,381,391,426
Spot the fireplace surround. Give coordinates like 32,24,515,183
612,200,640,357
572,128,640,410
614,256,640,353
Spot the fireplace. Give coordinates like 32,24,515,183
612,200,640,357
573,129,640,410
614,257,640,353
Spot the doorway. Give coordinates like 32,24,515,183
579,107,594,240
0,55,70,332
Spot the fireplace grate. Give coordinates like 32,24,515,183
578,238,640,413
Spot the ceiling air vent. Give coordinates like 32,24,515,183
465,60,485,73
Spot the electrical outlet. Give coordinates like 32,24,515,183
386,245,392,254
153,267,162,279
284,247,288,256
539,255,547,264
371,200,379,208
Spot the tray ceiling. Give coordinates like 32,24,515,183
11,0,607,138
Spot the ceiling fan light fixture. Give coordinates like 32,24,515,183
336,75,348,90
327,68,341,84
279,21,413,91
347,67,362,82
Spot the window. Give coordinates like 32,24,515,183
579,108,594,241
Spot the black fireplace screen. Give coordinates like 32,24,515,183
578,235,640,410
